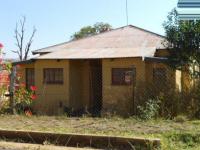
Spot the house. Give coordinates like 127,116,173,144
13,25,183,116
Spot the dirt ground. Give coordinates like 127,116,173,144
0,141,98,150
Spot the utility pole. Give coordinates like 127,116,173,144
126,0,129,25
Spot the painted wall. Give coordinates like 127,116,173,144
20,60,70,115
18,58,180,116
102,58,179,116
102,58,146,116
69,60,90,111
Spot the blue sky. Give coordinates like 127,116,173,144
0,0,178,58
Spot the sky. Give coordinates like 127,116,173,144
0,0,178,59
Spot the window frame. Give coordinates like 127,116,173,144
43,68,64,84
26,68,35,89
111,68,136,86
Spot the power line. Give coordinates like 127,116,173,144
126,0,129,25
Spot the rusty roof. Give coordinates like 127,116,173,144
35,47,157,59
33,25,166,59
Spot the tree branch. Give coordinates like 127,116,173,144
24,27,36,60
14,16,36,60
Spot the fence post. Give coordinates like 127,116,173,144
9,66,16,114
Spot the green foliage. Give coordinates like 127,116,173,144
166,132,200,148
0,85,10,114
137,98,160,120
71,22,112,40
174,115,188,123
14,84,35,114
163,9,200,78
182,80,200,119
135,81,181,119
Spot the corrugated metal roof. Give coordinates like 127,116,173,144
33,25,165,53
34,47,156,59
33,25,166,59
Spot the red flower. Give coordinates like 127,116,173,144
0,43,3,49
31,94,37,100
30,85,37,91
5,76,10,82
25,110,32,117
20,83,26,87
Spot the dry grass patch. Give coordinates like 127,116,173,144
0,115,199,149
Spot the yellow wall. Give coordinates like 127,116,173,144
155,49,169,57
19,59,91,115
18,57,179,116
35,60,70,115
19,60,70,115
102,58,146,116
102,58,179,116
69,60,90,111
145,62,177,86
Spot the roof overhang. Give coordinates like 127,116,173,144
33,47,157,60
144,57,168,63
12,59,35,65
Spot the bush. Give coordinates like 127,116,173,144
135,81,181,119
174,115,188,123
184,80,200,119
137,97,160,120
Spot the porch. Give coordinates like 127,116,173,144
68,59,102,116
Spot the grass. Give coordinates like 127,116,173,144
0,115,199,149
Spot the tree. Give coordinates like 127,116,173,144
163,9,200,78
71,22,112,40
14,16,36,60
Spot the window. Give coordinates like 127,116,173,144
112,68,135,85
26,68,35,89
153,68,167,86
43,68,63,84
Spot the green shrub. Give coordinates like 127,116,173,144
135,81,182,119
174,115,188,123
137,97,160,120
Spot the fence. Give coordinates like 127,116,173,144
1,60,200,118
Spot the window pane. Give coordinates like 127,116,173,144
153,68,166,88
44,68,63,84
112,68,135,85
26,68,35,89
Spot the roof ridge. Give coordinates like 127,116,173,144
32,25,165,54
128,25,165,38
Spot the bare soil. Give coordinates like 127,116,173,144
0,141,97,150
